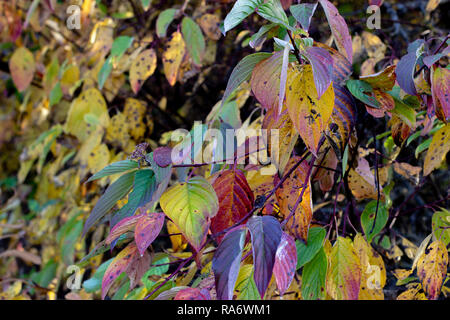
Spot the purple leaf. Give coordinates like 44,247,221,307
273,232,297,296
153,147,173,168
395,52,418,95
319,0,353,63
212,225,247,300
303,46,333,99
134,212,165,256
247,216,282,298
290,3,318,31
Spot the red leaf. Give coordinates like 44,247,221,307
211,169,254,240
319,0,353,63
273,232,297,295
102,242,139,299
174,287,211,300
105,215,142,245
251,51,283,111
134,212,165,256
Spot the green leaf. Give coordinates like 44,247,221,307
160,176,219,251
296,227,326,269
49,82,63,107
222,52,272,105
87,160,139,182
301,248,327,300
110,36,134,58
111,169,157,226
360,200,388,243
83,170,136,236
98,56,113,90
141,0,151,11
432,208,450,247
346,79,380,109
156,9,177,38
181,17,206,66
83,258,113,293
223,0,264,34
256,0,291,30
290,3,318,31
234,264,261,300
415,138,432,159
389,94,416,128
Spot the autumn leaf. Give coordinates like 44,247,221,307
318,0,353,63
417,240,448,300
431,67,450,123
353,234,386,300
274,157,313,242
273,232,297,296
160,176,218,251
129,49,157,94
212,225,247,300
326,237,361,300
285,64,335,155
211,169,254,238
134,212,165,256
163,31,186,86
9,47,36,92
102,242,139,299
234,264,260,300
247,215,282,298
262,103,299,175
423,124,450,176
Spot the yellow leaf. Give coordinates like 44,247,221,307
167,220,187,252
274,157,313,242
129,49,157,94
353,234,386,300
198,14,222,41
286,64,335,155
123,98,147,140
326,237,361,300
87,143,110,174
65,88,110,142
417,240,448,300
424,124,450,176
60,64,80,95
163,31,186,86
105,112,130,148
